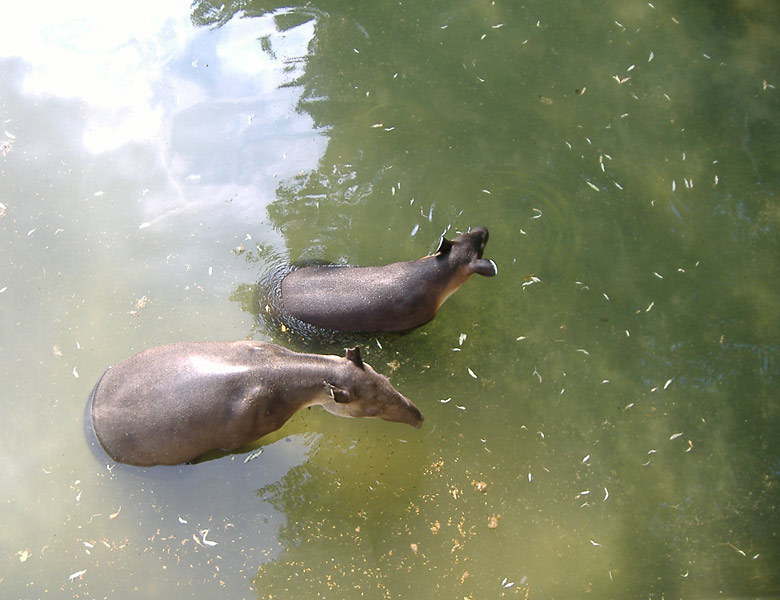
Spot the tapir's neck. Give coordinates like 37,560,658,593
247,348,346,412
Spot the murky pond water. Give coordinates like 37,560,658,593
2,0,779,598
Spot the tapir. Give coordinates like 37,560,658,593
89,341,422,466
280,226,497,332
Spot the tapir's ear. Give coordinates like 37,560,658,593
435,237,453,255
324,381,351,403
345,346,364,369
470,258,498,277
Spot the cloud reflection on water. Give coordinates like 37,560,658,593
1,2,325,229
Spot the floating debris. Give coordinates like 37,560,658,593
68,569,87,581
604,487,610,501
200,529,218,547
487,515,501,529
522,275,541,289
440,397,451,404
472,480,488,493
590,539,601,547
244,448,264,463
669,432,684,441
664,378,674,389
467,368,478,379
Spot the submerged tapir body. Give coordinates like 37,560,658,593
89,341,422,466
280,226,497,332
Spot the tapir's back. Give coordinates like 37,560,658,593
91,341,272,465
281,260,440,332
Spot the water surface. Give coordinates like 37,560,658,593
1,0,778,598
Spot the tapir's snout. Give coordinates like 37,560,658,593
409,406,424,429
385,394,424,429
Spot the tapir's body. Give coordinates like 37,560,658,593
280,226,497,332
90,341,422,466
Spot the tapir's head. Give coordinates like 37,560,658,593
435,226,498,278
320,347,424,429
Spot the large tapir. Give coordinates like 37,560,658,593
89,341,422,466
280,226,497,332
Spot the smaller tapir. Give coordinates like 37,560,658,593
89,341,422,466
280,226,497,332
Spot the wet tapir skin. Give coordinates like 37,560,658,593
89,341,422,466
280,226,497,332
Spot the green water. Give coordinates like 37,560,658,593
1,0,778,598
